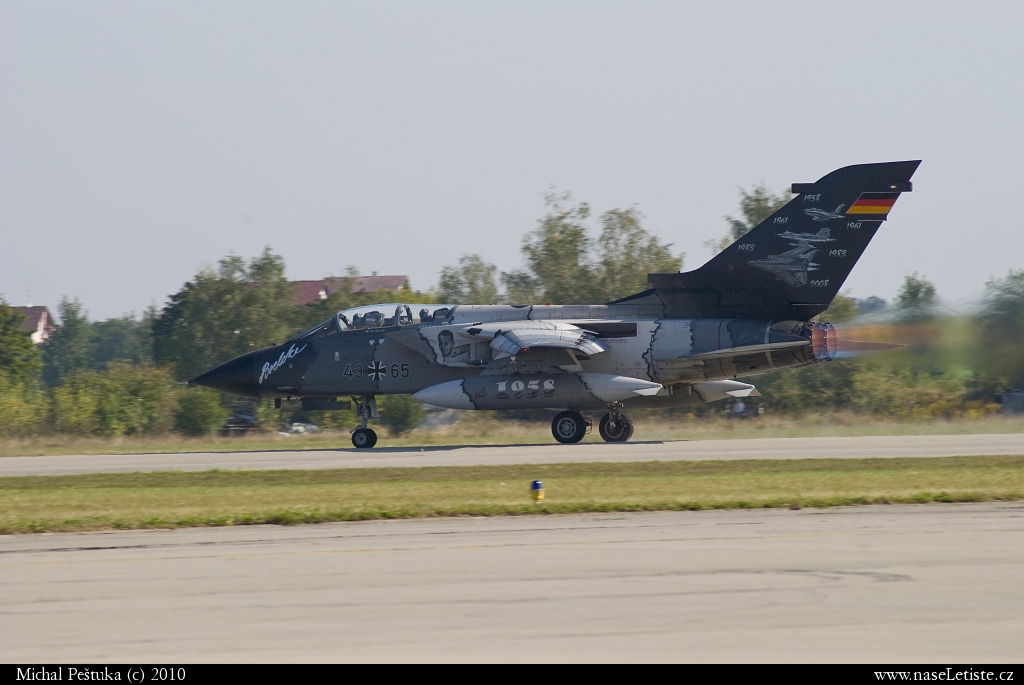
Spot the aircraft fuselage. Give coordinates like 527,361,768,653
193,303,829,411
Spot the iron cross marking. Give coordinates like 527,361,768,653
367,361,386,381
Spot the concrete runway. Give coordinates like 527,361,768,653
2,433,1024,477
2,503,1023,662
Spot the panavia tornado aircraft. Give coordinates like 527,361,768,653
191,160,919,448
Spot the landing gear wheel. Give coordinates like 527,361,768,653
351,427,378,449
599,413,634,442
552,410,588,444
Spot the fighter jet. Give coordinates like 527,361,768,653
190,161,919,447
748,243,820,287
804,204,846,221
777,227,835,244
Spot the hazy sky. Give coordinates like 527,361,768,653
2,1,1021,321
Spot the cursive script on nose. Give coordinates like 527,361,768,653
258,344,307,384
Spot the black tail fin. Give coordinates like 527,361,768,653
617,160,921,320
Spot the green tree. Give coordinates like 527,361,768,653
438,254,501,304
377,394,424,436
977,270,1024,389
0,373,48,437
175,388,231,436
51,362,179,436
152,248,296,381
706,183,792,254
0,299,42,385
820,292,858,323
42,297,95,386
896,272,937,307
854,296,888,315
894,272,938,321
595,207,683,302
500,270,542,305
756,360,858,415
92,308,156,369
500,193,682,305
848,366,966,419
503,191,596,304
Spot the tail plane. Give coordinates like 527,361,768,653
616,160,921,320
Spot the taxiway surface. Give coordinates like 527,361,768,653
2,503,1022,662
2,433,1024,477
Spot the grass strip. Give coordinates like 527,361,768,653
3,415,1024,457
1,455,1023,534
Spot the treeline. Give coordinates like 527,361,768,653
0,249,440,438
752,319,1001,421
438,193,682,305
1,189,1022,439
0,193,686,438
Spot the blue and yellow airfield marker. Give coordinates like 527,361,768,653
531,480,544,503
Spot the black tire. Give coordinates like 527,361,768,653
352,427,378,449
599,413,633,443
551,410,587,444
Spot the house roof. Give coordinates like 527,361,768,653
339,275,408,295
11,306,56,344
250,276,411,306
292,280,329,305
12,306,54,334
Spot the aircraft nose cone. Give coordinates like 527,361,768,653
189,352,261,399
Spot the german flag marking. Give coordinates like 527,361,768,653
846,192,899,216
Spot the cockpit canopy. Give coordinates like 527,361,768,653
336,303,454,331
295,304,456,341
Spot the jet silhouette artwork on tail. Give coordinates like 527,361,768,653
804,204,846,221
777,227,835,244
748,243,821,287
190,160,920,447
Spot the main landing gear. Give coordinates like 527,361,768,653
598,410,633,443
351,427,377,448
551,410,590,444
351,395,379,449
551,408,635,444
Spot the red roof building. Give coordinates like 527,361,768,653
12,306,56,345
249,276,410,306
288,276,409,305
290,280,331,305
347,275,409,294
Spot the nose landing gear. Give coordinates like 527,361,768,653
350,395,379,448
